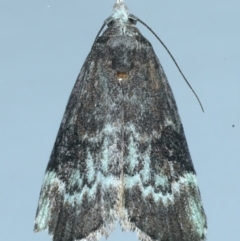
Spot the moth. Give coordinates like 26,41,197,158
34,1,207,241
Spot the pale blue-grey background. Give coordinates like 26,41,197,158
1,1,239,241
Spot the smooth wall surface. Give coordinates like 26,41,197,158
1,1,239,241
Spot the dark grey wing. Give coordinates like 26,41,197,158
121,37,207,241
34,39,124,241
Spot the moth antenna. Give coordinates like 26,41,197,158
93,22,107,46
137,17,204,112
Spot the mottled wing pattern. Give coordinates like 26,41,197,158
120,32,207,240
34,38,126,241
34,5,207,241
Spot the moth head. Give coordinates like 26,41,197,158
105,0,137,27
112,0,129,23
105,14,138,28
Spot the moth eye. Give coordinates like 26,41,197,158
128,17,137,25
117,72,129,81
107,20,115,27
128,14,137,25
